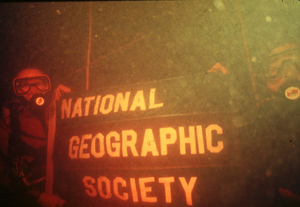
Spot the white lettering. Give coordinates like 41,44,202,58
97,176,112,199
149,88,163,109
141,129,159,156
91,133,105,158
61,98,72,119
106,131,120,157
179,126,196,155
93,95,101,115
130,90,146,111
179,177,197,206
114,92,131,112
71,98,83,118
69,136,80,159
139,177,157,203
160,127,177,155
122,130,139,157
113,177,129,201
158,177,175,203
82,176,97,197
206,124,224,153
79,134,92,159
100,94,115,114
84,96,95,116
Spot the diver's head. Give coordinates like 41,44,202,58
264,43,300,93
13,68,51,102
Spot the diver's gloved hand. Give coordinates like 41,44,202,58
54,84,71,101
279,187,300,202
38,192,66,207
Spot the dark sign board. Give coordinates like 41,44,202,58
0,1,300,207
53,73,241,206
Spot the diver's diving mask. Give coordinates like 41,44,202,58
263,46,300,80
13,75,51,96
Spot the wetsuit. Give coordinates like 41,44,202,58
0,100,49,206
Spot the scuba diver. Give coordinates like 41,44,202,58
0,68,70,207
256,43,300,206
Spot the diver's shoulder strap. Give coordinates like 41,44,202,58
6,101,23,160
